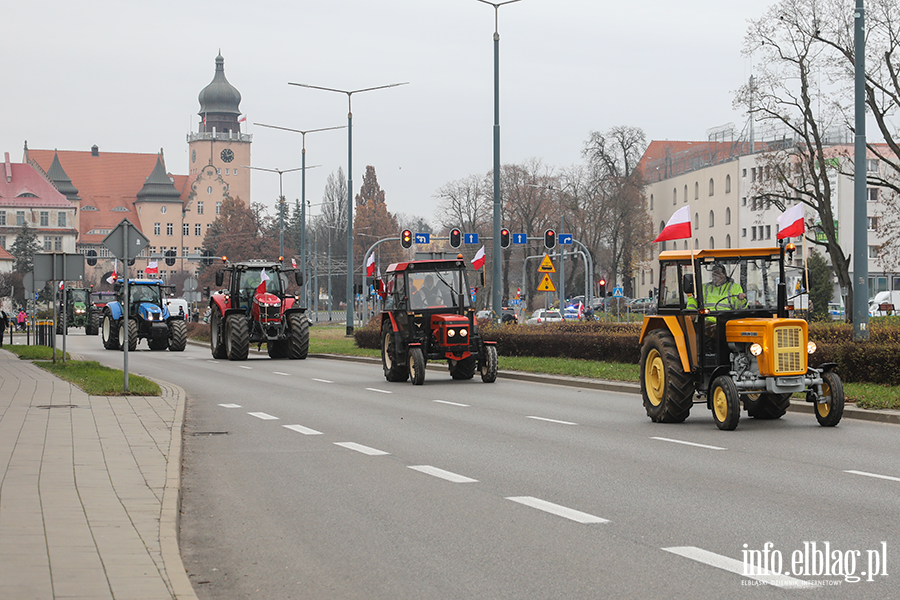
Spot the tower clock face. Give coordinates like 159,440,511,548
220,148,234,163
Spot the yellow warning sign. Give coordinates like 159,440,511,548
538,254,556,273
537,273,556,292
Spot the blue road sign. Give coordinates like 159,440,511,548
613,286,624,298
415,232,430,244
512,233,527,245
464,233,479,245
559,233,573,245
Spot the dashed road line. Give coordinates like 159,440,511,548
334,442,390,456
526,416,577,426
366,388,392,394
248,412,279,420
506,496,609,524
239,365,252,369
434,400,470,407
283,424,323,435
218,403,242,408
273,371,290,376
845,469,900,483
312,378,334,383
409,465,478,483
663,546,815,588
651,437,726,451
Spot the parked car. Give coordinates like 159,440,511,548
525,309,563,325
475,308,519,324
628,297,657,314
475,310,492,320
563,307,581,320
828,302,845,321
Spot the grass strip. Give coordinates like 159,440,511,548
36,360,161,396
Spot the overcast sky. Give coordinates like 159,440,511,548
2,0,777,226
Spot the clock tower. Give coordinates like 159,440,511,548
187,53,251,203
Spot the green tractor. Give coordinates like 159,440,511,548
57,286,99,336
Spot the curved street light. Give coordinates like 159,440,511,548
243,164,320,260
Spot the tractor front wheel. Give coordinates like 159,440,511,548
101,313,119,350
210,310,226,359
640,330,694,423
225,313,249,361
480,345,498,383
169,319,187,352
409,346,426,385
381,323,408,382
287,313,309,359
711,375,740,431
119,319,138,352
815,371,844,427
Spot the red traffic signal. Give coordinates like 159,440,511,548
449,228,462,248
500,228,510,248
401,229,413,249
598,278,607,297
544,229,556,249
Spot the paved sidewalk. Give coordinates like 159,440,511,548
0,349,197,600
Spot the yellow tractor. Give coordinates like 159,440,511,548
639,243,843,430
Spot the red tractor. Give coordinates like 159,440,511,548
380,256,498,385
207,259,308,361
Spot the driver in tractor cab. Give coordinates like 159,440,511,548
239,272,261,313
415,274,444,308
687,263,747,310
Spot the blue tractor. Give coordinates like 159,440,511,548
100,279,188,351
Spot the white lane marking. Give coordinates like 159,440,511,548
207,360,219,364
845,469,900,483
312,378,334,383
526,416,577,426
273,371,290,376
218,403,242,408
334,442,390,456
434,400,470,407
283,424,323,435
651,437,726,451
366,388,392,394
663,546,814,589
239,365,252,369
248,412,279,420
409,465,478,483
506,496,609,524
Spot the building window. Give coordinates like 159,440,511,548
54,237,62,251
752,228,757,241
694,182,699,200
693,213,699,230
649,194,654,210
207,187,212,195
195,224,201,236
726,234,731,248
725,174,731,193
868,188,879,202
765,225,771,239
708,178,715,196
207,223,212,231
868,216,879,231
183,223,190,236
154,223,161,235
40,211,49,227
233,168,238,176
225,168,229,175
166,223,173,236
867,159,879,173
742,228,747,238
161,205,167,214
197,201,204,215
742,168,747,177
0,236,5,249
44,236,52,251
741,196,747,206
752,167,757,182
58,212,66,227
0,211,5,225
869,245,880,259
709,210,715,227
725,207,731,225
683,185,688,203
16,211,25,226
709,237,715,249
694,238,699,249
216,202,221,215
183,246,189,257
672,188,677,205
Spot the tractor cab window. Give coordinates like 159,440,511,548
131,286,159,305
240,268,281,307
659,263,683,309
698,258,780,312
408,269,468,310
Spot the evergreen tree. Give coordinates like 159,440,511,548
807,249,832,320
10,221,41,273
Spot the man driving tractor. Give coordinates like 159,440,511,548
688,263,747,310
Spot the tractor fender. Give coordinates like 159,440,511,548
284,305,307,316
209,293,230,315
639,315,692,374
815,362,838,373
106,302,124,321
383,312,400,333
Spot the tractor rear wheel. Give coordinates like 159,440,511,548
640,330,694,423
711,375,740,431
381,322,408,382
815,371,844,427
225,313,249,361
119,319,138,351
744,392,791,419
480,345,498,383
169,319,187,352
102,313,119,350
449,355,476,380
287,313,309,359
210,310,226,359
409,346,426,385
86,311,100,336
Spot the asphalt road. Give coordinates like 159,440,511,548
61,331,900,599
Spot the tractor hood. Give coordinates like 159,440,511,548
253,291,282,306
136,302,170,322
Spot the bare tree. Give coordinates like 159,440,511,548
434,173,492,234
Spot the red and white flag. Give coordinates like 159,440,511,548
366,253,375,277
106,259,118,284
653,206,692,243
255,269,270,295
777,204,805,240
59,280,64,290
471,245,486,270
238,115,247,123
145,261,159,275
376,266,385,299
291,257,297,269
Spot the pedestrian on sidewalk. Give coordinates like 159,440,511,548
0,310,8,346
17,309,26,331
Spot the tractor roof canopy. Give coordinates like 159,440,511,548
386,258,468,274
658,247,782,262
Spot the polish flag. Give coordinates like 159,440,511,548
59,280,64,290
777,204,805,240
256,269,270,295
238,115,247,123
106,259,118,284
653,206,691,243
366,253,375,277
145,261,159,275
376,266,386,299
471,245,486,270
291,257,297,269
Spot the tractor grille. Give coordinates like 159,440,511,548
774,326,803,374
260,304,280,321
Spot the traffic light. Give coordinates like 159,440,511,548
401,229,413,249
544,229,556,249
201,249,213,266
165,250,176,266
598,278,607,298
449,228,461,248
500,228,510,249
85,249,97,266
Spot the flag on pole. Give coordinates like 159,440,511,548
238,115,247,123
366,253,375,277
777,204,805,240
471,245,486,270
256,268,270,295
653,206,692,242
59,280,64,290
291,257,297,269
376,266,385,299
145,261,159,275
107,259,118,284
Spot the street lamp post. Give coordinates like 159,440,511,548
288,80,408,335
254,122,345,309
244,164,320,262
475,0,524,323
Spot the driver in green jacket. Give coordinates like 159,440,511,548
688,263,747,310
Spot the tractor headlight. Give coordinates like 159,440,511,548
807,341,817,354
750,343,763,356
447,329,456,338
460,328,468,337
